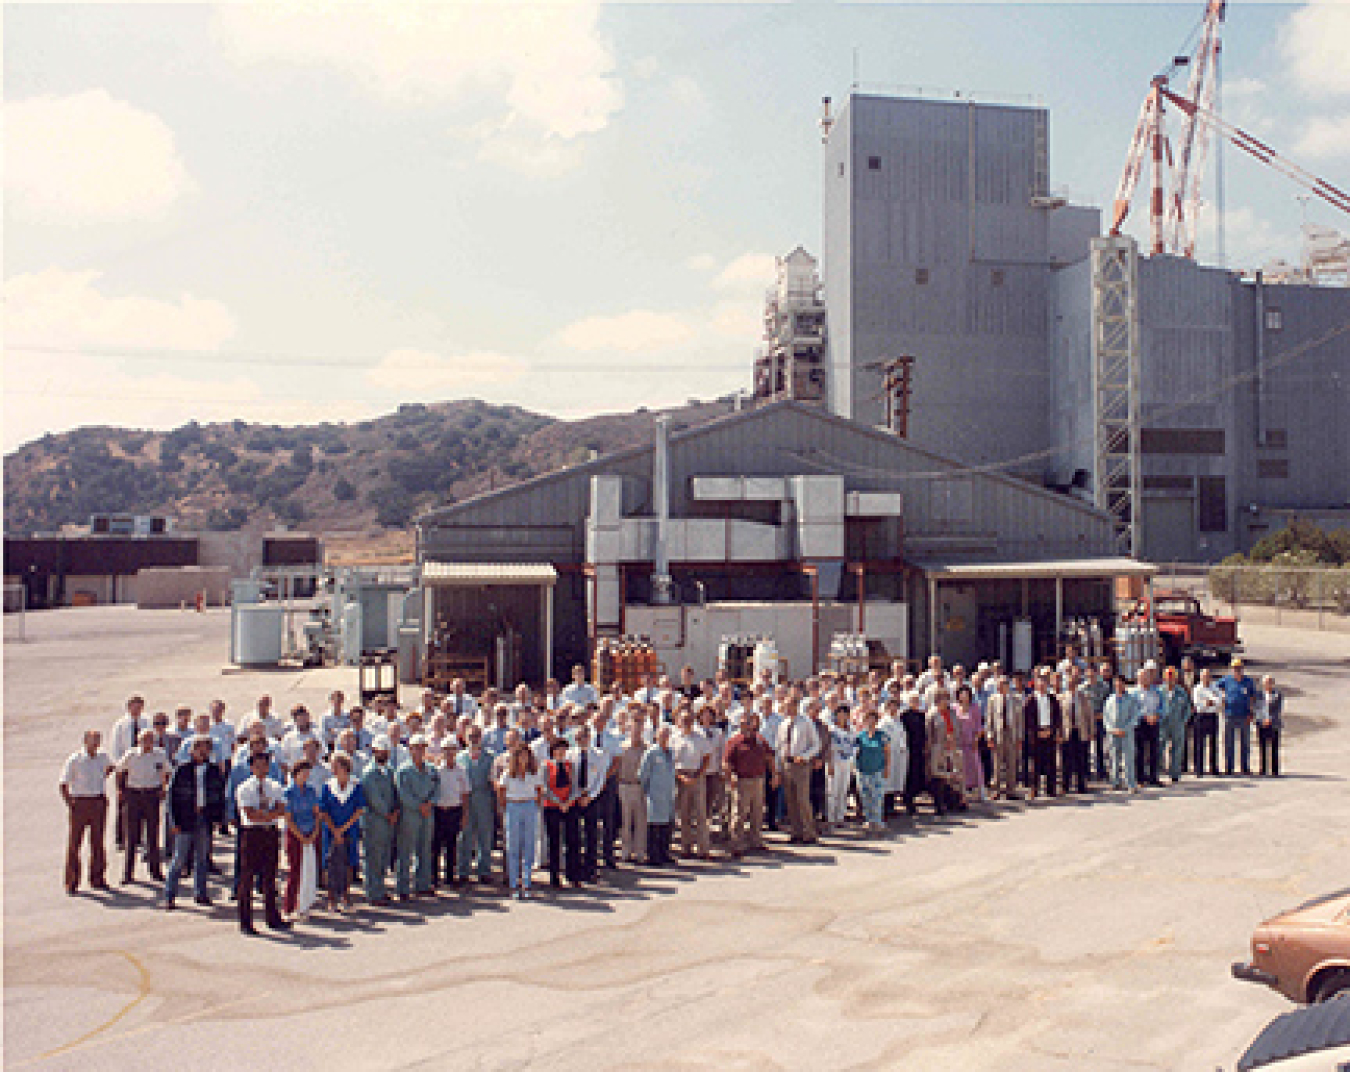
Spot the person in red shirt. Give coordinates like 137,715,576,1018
723,712,777,856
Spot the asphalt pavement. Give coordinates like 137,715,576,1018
4,606,1347,1071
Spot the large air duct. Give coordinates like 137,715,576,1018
651,416,675,604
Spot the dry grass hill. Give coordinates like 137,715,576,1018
3,397,736,537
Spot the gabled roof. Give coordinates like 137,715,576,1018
416,399,1109,526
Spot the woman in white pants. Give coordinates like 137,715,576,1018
878,697,910,817
826,708,858,826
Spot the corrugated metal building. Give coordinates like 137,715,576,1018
825,91,1349,561
417,401,1139,676
1052,255,1350,560
822,92,1100,477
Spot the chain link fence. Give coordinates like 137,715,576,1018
1201,563,1350,634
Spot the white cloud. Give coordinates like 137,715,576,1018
556,310,696,351
1281,0,1350,97
214,3,622,146
1224,76,1268,101
1294,114,1350,161
1197,205,1290,270
668,76,705,108
2,268,249,448
364,348,527,393
4,90,191,224
710,300,762,342
713,252,778,291
5,268,235,351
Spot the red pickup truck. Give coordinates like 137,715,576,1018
1126,590,1242,665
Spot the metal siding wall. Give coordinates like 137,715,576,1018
419,406,1115,568
841,95,1054,477
824,101,855,418
1232,281,1350,550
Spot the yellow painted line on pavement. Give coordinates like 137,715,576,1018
29,950,150,1064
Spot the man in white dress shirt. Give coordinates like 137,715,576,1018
279,705,321,772
569,724,609,881
776,701,821,843
109,696,146,850
61,730,114,894
672,710,711,858
443,678,479,722
320,690,350,747
234,751,291,935
117,727,170,883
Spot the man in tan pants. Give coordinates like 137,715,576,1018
776,699,821,843
985,675,1024,800
724,711,775,855
672,710,710,858
616,715,648,862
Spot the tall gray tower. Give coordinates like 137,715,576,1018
822,93,1099,480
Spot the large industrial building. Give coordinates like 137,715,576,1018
416,401,1149,681
817,91,1350,561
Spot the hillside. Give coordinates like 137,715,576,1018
2,398,736,536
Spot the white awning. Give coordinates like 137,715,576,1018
421,561,558,586
912,557,1157,581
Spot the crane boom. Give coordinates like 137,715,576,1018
1166,0,1226,257
1158,86,1350,219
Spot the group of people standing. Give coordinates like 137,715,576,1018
59,652,1285,933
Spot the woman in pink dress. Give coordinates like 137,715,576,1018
954,685,987,802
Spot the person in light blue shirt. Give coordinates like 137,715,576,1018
639,726,678,865
1218,659,1258,775
282,761,322,919
560,664,600,708
1160,667,1193,783
1131,667,1164,786
1103,676,1141,792
483,705,513,756
177,713,228,767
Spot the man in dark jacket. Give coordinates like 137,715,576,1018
899,694,932,816
163,735,227,909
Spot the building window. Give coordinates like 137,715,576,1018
1265,308,1282,331
868,156,881,171
915,268,930,285
1198,476,1227,532
1143,475,1194,491
1263,428,1288,448
1257,459,1290,479
838,162,845,177
1141,427,1226,455
991,269,1005,287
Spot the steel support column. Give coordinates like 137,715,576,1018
1091,234,1142,557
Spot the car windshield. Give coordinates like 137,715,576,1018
1154,599,1194,615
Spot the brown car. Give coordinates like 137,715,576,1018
1233,889,1350,1004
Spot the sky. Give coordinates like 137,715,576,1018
4,1,1349,452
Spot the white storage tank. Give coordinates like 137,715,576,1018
231,603,285,666
752,638,781,683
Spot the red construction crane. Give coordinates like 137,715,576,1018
1108,0,1350,258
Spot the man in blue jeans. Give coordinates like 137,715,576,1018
1218,658,1258,775
163,735,227,909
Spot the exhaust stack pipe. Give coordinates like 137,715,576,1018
651,415,675,605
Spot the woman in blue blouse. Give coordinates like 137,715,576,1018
283,760,322,920
320,752,366,912
854,711,891,831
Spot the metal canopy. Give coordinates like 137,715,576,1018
421,561,558,586
911,557,1156,581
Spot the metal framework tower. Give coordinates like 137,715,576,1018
752,248,828,406
1090,235,1142,556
